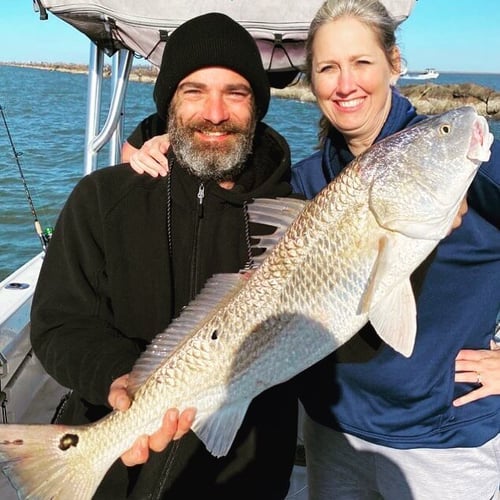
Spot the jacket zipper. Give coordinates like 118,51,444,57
197,182,205,218
190,182,205,298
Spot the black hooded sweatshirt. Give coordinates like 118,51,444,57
30,122,298,499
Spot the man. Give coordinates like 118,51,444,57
31,12,298,499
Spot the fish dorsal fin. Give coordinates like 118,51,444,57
128,198,305,394
128,273,247,395
247,197,307,265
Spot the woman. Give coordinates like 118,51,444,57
126,1,500,498
293,1,500,499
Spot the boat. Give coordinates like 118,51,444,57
399,59,408,77
0,1,417,498
400,67,440,80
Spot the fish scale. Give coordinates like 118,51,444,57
0,106,493,499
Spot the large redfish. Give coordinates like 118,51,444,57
0,107,492,499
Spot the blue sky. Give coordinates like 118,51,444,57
1,0,499,73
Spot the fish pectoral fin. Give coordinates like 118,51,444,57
192,401,251,458
358,235,389,315
368,279,417,358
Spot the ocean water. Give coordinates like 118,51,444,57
0,65,499,281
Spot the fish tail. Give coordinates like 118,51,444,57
0,423,103,499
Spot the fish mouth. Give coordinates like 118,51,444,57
468,115,493,163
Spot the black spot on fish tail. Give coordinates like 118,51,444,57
211,330,218,340
59,433,79,451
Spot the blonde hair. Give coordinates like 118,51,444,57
305,0,401,144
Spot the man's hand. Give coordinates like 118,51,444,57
109,374,196,466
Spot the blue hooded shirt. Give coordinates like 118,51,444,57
292,89,500,448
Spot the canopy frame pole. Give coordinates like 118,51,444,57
83,44,134,174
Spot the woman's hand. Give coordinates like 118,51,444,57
108,374,196,466
129,134,171,177
453,340,500,406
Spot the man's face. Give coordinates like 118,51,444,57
168,67,257,182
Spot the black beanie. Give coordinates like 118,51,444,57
153,12,270,121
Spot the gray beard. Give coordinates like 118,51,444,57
168,110,256,182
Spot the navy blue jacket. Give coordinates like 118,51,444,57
293,90,500,448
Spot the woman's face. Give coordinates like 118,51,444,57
311,16,399,148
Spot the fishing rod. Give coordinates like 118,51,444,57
0,104,52,252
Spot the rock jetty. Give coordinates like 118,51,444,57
0,61,158,82
271,81,500,120
399,83,500,120
2,62,499,119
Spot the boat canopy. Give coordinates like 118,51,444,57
33,0,417,76
31,0,417,172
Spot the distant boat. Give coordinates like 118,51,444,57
401,68,440,80
399,60,408,77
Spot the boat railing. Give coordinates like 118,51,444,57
0,254,60,423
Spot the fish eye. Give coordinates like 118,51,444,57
440,124,451,134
